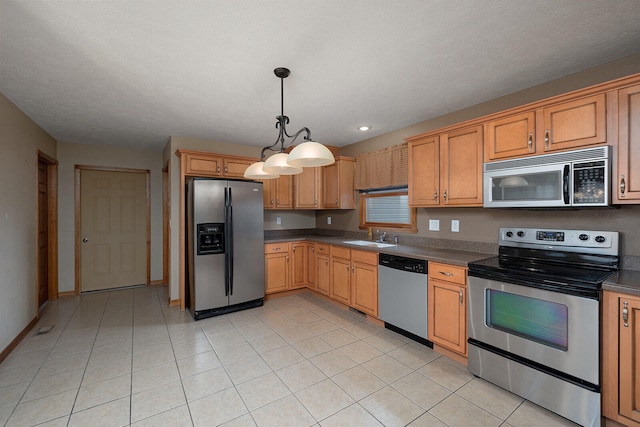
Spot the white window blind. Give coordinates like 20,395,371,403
364,190,411,225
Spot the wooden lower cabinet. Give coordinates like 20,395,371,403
428,262,468,357
316,252,330,296
290,242,307,289
603,290,640,426
330,247,351,305
264,243,289,294
351,250,378,317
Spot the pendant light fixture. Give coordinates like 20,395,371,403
244,67,335,179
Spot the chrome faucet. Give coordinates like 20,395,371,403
376,231,387,242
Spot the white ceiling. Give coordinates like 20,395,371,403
2,1,640,152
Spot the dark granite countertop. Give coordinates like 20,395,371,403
265,235,493,267
603,270,640,297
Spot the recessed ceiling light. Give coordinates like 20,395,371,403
358,126,371,131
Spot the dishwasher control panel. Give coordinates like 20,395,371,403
379,254,427,274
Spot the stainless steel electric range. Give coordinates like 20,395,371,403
468,227,619,427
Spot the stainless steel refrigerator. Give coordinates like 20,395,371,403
186,178,264,320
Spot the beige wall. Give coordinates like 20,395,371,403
0,93,57,352
320,53,640,258
57,142,164,292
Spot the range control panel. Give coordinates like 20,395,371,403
499,227,619,256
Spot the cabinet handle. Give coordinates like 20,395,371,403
433,190,438,201
623,301,629,327
312,247,315,252
528,133,533,152
224,166,228,174
439,271,454,277
325,259,328,266
314,199,318,206
286,255,289,263
335,198,339,204
346,263,350,272
443,189,447,202
459,290,463,306
272,247,280,251
292,247,296,252
217,165,221,174
352,265,355,274
545,130,550,149
271,199,274,204
277,199,280,205
620,175,626,198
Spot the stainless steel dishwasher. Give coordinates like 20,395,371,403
378,253,431,346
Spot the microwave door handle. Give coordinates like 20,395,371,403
563,165,570,205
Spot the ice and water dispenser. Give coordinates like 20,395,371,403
196,223,225,255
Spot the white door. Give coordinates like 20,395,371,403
81,169,147,292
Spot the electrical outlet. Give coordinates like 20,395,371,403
429,219,440,231
327,216,332,225
276,216,281,225
451,219,460,232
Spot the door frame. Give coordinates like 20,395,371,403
36,150,58,317
162,160,170,295
74,165,151,295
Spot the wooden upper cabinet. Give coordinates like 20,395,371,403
294,167,322,209
262,176,293,209
540,93,606,152
222,157,254,178
485,111,536,160
184,152,223,176
178,149,257,179
323,157,355,209
616,83,640,202
441,125,484,206
408,135,440,206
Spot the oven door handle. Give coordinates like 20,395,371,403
562,165,570,205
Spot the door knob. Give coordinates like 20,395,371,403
82,238,88,243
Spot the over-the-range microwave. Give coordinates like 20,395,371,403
484,146,611,208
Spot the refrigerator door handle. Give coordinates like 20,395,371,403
226,187,234,295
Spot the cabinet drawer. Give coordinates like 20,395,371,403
315,244,330,255
351,249,378,265
330,246,351,259
429,262,467,285
264,242,289,254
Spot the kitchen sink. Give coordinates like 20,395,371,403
343,240,396,248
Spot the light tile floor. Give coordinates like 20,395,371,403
0,286,580,426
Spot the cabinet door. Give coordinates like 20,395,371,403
265,252,289,294
316,254,330,296
274,175,294,209
185,153,222,176
441,125,483,206
541,94,606,152
307,244,317,289
323,158,355,209
330,256,351,305
485,111,536,160
351,260,378,317
223,158,254,178
619,296,640,422
294,167,321,209
428,279,467,356
617,84,640,202
261,180,275,208
290,243,307,289
408,136,440,206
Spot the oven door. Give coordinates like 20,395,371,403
484,163,569,208
468,276,599,385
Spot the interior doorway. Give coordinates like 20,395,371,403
162,161,170,295
75,166,150,293
37,151,58,316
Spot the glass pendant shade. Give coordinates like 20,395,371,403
243,161,280,179
287,141,335,167
262,152,303,175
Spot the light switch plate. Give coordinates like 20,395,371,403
276,216,281,225
451,219,460,232
429,219,440,231
327,216,332,225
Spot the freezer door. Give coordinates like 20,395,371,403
191,179,228,311
228,180,265,305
